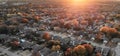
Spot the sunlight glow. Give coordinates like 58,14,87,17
65,0,95,13
73,0,87,2
71,0,90,5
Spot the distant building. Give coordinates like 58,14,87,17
115,43,120,56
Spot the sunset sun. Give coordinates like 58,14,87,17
73,0,85,2
70,0,91,5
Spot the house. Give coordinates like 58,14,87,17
40,47,52,56
52,35,62,41
20,41,33,50
60,37,71,45
94,47,102,53
114,43,120,56
102,48,110,56
69,39,81,46
32,44,45,52
0,34,9,43
48,52,60,56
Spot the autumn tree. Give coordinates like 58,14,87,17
33,15,41,22
42,32,51,41
73,45,86,56
65,48,73,56
21,18,29,23
51,45,61,51
83,44,94,55
100,26,109,33
100,26,119,39
64,23,71,29
96,52,102,56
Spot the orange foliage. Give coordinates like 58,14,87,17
73,45,86,55
100,26,117,34
22,18,29,23
64,23,71,29
43,32,51,41
97,15,105,20
65,48,73,56
96,52,102,56
11,41,19,47
73,47,79,52
51,45,61,51
72,19,79,26
100,26,109,33
34,16,41,21
83,44,93,54
109,28,117,33
80,20,87,25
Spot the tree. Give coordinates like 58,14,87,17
46,40,55,48
96,52,102,56
113,24,120,31
73,45,86,56
21,18,29,23
42,32,51,41
51,45,61,51
54,40,61,45
72,19,79,27
97,14,105,20
34,15,41,22
11,41,19,47
65,48,73,56
100,26,119,39
100,26,117,34
80,20,88,25
77,45,86,55
108,28,117,34
83,44,93,55
100,26,109,33
59,19,65,27
64,23,71,29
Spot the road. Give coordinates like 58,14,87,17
0,44,31,56
0,46,20,56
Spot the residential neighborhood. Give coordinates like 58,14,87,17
0,0,120,56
